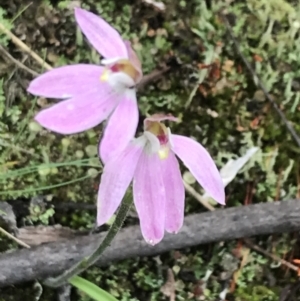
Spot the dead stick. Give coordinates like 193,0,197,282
0,22,52,71
244,239,298,272
0,227,30,249
183,181,216,211
222,15,300,148
0,44,39,76
0,199,300,287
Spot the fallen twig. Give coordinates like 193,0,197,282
0,199,299,287
183,181,216,211
244,239,299,272
0,227,30,249
222,15,300,148
0,22,52,71
0,44,39,76
137,65,170,91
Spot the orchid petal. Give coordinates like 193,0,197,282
161,152,185,233
74,8,127,59
133,152,166,245
97,139,145,225
27,65,104,99
171,135,225,205
99,89,138,164
219,147,259,187
35,89,120,134
124,41,143,82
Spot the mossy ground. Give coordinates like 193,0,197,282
1,0,300,300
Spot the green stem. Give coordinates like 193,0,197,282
43,194,132,288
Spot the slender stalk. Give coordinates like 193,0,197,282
44,194,133,288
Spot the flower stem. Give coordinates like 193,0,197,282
43,194,132,288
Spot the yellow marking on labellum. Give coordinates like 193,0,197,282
100,69,110,82
158,146,169,160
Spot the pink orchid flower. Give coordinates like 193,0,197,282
27,8,142,163
97,114,225,245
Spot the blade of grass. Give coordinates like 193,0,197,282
0,158,100,181
68,276,118,301
0,175,91,196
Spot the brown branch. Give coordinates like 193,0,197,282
183,181,216,211
0,44,39,76
137,66,170,91
0,22,52,71
0,199,300,287
16,226,80,247
244,239,299,272
0,227,30,249
222,15,300,148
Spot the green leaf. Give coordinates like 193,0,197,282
68,276,119,301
